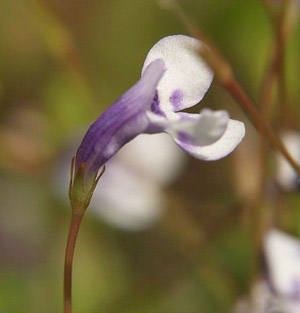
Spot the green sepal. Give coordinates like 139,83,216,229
68,154,106,214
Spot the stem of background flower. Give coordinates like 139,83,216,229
274,0,298,127
29,1,95,104
159,0,300,175
261,0,298,127
31,1,85,78
261,0,278,22
249,0,298,284
64,212,84,313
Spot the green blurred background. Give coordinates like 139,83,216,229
1,1,299,312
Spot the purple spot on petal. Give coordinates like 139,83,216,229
151,91,165,116
170,89,183,111
177,132,195,145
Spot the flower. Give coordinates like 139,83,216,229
71,35,245,204
275,131,300,191
264,229,300,303
234,229,300,313
234,280,300,313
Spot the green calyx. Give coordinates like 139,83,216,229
68,156,106,215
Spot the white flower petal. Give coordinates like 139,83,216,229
264,229,300,299
169,112,245,160
169,109,229,146
233,280,300,313
115,133,187,185
90,162,165,232
142,35,213,113
275,131,300,191
89,133,187,231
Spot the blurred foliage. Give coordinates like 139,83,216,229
0,1,299,312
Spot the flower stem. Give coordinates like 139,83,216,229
262,0,299,127
261,0,278,22
224,78,300,174
64,212,84,313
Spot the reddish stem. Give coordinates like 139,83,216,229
64,213,84,313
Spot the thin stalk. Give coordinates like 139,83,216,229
255,0,287,255
261,0,296,127
277,43,288,127
248,0,299,284
275,0,295,128
64,213,84,313
259,40,280,122
261,0,278,22
223,77,300,174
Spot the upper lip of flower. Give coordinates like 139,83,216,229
75,59,165,180
75,34,246,186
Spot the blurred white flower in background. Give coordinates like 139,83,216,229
275,131,300,191
234,280,300,313
233,229,300,313
54,133,186,231
90,133,187,231
264,229,300,303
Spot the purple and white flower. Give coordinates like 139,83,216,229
234,230,300,313
74,35,245,190
264,229,300,303
234,280,300,313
